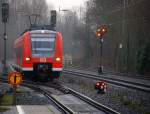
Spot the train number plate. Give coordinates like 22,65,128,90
40,58,46,62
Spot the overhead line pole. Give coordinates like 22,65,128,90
3,22,7,70
1,1,9,72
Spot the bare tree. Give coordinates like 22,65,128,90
83,0,150,74
0,0,53,61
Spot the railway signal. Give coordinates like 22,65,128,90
96,25,108,74
1,3,9,23
95,81,107,94
8,72,23,105
1,2,9,71
8,72,23,85
51,10,57,31
96,25,107,38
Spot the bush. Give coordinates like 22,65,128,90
136,41,150,75
0,93,4,104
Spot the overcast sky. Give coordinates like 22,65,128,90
46,0,88,10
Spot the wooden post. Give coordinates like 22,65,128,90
13,75,17,105
13,85,17,105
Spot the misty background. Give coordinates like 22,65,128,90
0,0,150,75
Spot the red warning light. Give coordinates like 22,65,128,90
95,81,107,94
96,82,100,86
96,25,108,38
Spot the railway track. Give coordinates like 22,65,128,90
66,87,119,114
4,64,149,113
22,81,75,114
0,78,73,114
8,64,150,93
63,69,150,93
26,81,120,114
67,65,150,80
0,77,120,114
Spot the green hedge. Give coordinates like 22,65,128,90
136,41,150,75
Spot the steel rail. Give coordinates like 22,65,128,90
38,87,75,114
0,77,120,114
63,69,150,93
18,79,121,114
4,65,122,113
64,86,120,114
64,69,150,88
39,83,120,114
67,66,150,80
0,78,75,114
22,82,76,114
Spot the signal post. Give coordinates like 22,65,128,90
96,25,108,74
8,72,23,105
1,2,9,71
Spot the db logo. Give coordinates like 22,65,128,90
40,58,46,62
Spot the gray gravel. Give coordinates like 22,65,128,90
59,73,150,114
16,86,50,105
0,83,11,93
0,84,50,105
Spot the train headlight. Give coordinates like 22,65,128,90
56,57,61,62
25,57,31,61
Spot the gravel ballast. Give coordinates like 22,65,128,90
16,86,50,105
59,73,150,114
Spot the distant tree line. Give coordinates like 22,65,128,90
61,0,150,75
85,0,150,75
0,0,51,62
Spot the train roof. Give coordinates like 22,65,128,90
29,30,56,34
20,25,56,36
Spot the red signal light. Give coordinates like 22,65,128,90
95,81,107,94
102,28,106,32
96,25,108,38
96,82,100,86
97,29,101,32
97,33,101,37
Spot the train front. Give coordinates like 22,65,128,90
23,30,62,81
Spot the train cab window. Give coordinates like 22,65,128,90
30,33,56,57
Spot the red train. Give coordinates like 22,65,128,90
13,30,62,81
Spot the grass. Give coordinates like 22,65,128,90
145,112,150,114
16,88,25,93
109,95,150,114
0,95,13,105
0,107,9,112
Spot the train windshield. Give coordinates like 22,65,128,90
30,33,56,57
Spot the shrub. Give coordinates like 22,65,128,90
136,41,150,75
